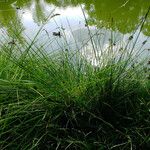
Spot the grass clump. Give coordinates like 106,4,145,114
0,15,150,150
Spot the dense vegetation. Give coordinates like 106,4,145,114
0,10,150,150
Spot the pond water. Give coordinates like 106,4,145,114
0,0,150,64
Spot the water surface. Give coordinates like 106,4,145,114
0,0,150,62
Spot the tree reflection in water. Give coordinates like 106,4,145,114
0,0,149,36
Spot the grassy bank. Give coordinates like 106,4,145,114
0,18,150,149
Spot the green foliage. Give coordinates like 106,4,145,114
0,14,150,149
